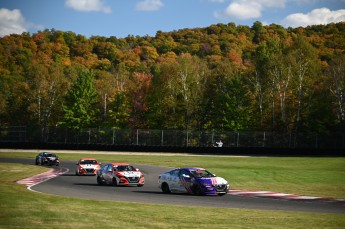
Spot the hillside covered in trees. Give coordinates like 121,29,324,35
0,22,344,135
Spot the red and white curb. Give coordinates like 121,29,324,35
17,167,69,189
16,171,345,206
229,189,345,205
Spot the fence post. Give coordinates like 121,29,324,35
161,130,164,146
237,132,240,147
315,133,318,148
263,131,266,147
65,128,67,144
186,129,189,146
136,129,139,145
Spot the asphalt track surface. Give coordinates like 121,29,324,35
2,157,345,214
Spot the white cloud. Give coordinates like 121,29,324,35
65,0,111,13
0,8,27,37
216,0,286,20
282,8,345,28
260,0,286,8
136,0,164,11
225,2,262,20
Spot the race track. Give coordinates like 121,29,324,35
2,157,345,213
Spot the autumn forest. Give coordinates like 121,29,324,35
0,22,344,136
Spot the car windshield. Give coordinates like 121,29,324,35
46,153,56,157
113,165,134,171
190,169,215,178
80,160,98,164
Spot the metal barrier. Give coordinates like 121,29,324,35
0,126,344,149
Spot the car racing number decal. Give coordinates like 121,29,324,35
122,171,139,177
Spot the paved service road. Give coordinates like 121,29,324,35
2,157,345,214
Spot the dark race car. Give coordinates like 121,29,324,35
35,152,60,166
158,167,229,196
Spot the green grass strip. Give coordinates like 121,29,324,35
1,151,345,198
0,162,344,228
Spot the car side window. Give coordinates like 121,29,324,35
129,166,136,171
169,169,179,177
179,169,191,178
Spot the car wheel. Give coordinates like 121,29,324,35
218,188,229,196
161,182,171,193
97,176,103,185
193,185,202,195
35,159,38,165
112,178,118,186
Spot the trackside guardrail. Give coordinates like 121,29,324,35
0,126,344,149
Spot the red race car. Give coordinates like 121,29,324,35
96,162,145,187
76,158,101,176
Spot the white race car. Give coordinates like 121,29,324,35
97,163,145,187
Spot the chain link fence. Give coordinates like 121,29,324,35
1,126,344,149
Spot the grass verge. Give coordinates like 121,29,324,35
0,162,344,229
1,151,345,198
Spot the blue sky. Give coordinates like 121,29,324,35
0,0,344,38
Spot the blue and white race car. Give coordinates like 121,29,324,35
158,167,229,196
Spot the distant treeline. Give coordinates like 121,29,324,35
0,21,344,135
